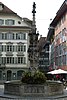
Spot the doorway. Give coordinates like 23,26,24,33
7,70,12,81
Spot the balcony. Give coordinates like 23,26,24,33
17,52,24,56
6,52,13,56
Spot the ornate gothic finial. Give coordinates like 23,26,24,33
32,2,36,16
32,2,36,33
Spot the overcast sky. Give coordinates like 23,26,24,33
1,0,65,37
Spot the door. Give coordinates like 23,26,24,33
7,70,12,81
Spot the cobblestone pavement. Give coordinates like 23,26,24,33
0,96,67,100
0,98,67,100
0,85,67,100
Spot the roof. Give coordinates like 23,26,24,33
0,26,31,29
37,37,46,52
50,0,67,27
0,2,16,14
23,17,32,27
47,28,54,41
38,37,46,46
0,2,22,19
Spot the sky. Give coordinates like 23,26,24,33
1,0,65,37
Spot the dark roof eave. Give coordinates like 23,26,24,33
43,41,50,48
50,1,67,27
0,26,31,29
47,29,54,40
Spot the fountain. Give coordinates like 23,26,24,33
4,2,64,97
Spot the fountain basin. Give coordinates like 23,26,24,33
4,80,64,96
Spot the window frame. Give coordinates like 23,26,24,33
5,19,15,25
0,19,4,25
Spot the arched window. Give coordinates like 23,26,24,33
7,70,12,81
17,70,24,80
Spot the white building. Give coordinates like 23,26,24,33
0,2,31,81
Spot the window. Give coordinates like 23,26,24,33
6,57,14,64
17,57,26,64
18,21,21,24
62,14,66,23
17,45,23,52
44,61,49,65
55,34,59,42
0,19,4,25
1,45,6,52
14,57,17,64
58,56,62,66
13,46,15,52
6,57,15,64
58,44,62,55
0,33,2,39
18,57,23,64
55,46,58,56
7,45,12,51
23,33,26,40
16,32,26,40
5,19,15,25
24,45,26,52
11,57,14,64
16,33,21,39
7,57,12,64
13,46,17,52
63,41,66,48
18,45,20,51
5,33,14,40
2,57,6,64
55,57,58,66
2,33,5,39
0,33,11,40
0,44,2,52
24,57,26,64
63,55,66,65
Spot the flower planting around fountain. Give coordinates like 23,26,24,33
21,70,47,84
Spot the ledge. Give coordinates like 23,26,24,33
4,80,64,96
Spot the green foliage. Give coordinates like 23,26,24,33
21,71,33,84
21,70,47,84
33,71,47,84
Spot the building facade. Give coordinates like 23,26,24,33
38,36,50,73
0,2,31,81
48,0,67,70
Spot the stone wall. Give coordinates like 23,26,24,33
4,80,64,96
